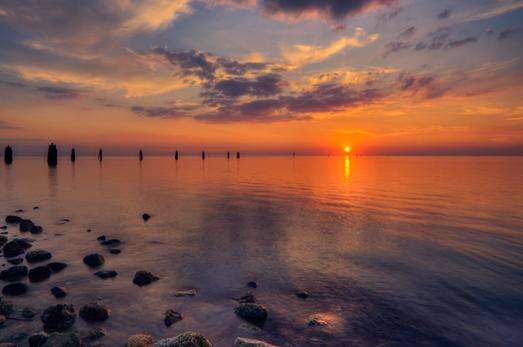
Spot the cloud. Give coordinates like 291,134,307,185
130,105,194,118
150,48,216,81
437,8,452,20
498,27,522,40
0,121,17,130
260,0,396,20
36,86,83,99
384,40,411,56
282,28,379,68
399,26,417,39
398,73,447,99
415,28,478,51
445,36,478,49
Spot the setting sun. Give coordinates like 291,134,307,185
344,146,352,154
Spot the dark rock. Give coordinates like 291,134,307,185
42,332,80,347
133,271,159,286
51,286,67,299
3,238,32,257
20,219,36,232
85,327,106,341
82,253,104,268
7,258,23,265
236,292,256,304
2,282,28,296
28,332,48,347
101,239,121,246
154,332,212,347
247,281,257,289
30,225,43,234
234,303,268,324
0,235,6,248
0,314,5,327
41,304,76,332
0,265,28,282
164,309,183,327
57,218,70,225
296,290,309,299
142,213,151,221
22,307,37,318
5,332,28,343
0,225,7,230
5,216,23,224
96,235,106,242
94,270,118,279
47,262,67,273
28,265,52,282
0,298,14,315
79,302,110,322
109,248,121,254
33,206,39,210
26,250,52,264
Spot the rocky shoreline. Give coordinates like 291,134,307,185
0,211,309,347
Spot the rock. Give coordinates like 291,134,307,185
28,332,48,347
28,265,52,282
30,225,43,234
47,262,67,273
51,286,67,298
0,236,6,247
42,332,80,347
20,219,36,232
246,281,257,289
109,248,121,254
0,225,7,230
133,271,159,286
15,209,25,213
234,337,278,347
5,216,23,224
2,282,28,296
0,298,14,315
26,250,52,263
142,213,151,222
22,307,37,318
101,238,121,246
94,270,118,279
41,304,76,332
172,289,197,297
153,332,212,347
85,327,106,341
296,290,309,299
33,206,40,210
164,309,183,327
234,303,268,324
4,332,28,344
79,302,110,322
235,292,256,304
0,265,28,282
3,238,32,257
82,253,104,268
0,314,5,327
127,334,154,347
7,258,23,265
96,235,106,242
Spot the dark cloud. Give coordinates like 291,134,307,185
415,28,477,51
445,36,478,49
37,86,82,99
216,58,268,76
0,121,17,130
498,27,521,40
384,40,411,56
0,80,27,88
377,5,403,23
151,48,216,81
130,105,193,119
399,26,417,39
437,8,452,20
398,73,446,99
261,0,396,20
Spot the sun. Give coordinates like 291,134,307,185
344,146,351,154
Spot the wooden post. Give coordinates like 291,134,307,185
47,143,58,167
139,149,143,161
175,150,179,160
98,148,103,162
236,152,240,159
71,148,76,162
4,145,13,165
202,151,206,160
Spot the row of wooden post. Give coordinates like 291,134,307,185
3,145,244,166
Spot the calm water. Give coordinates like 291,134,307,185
1,156,522,346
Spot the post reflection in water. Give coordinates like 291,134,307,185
344,155,351,180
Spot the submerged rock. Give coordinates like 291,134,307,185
133,271,159,286
51,286,67,299
153,332,212,347
42,332,80,347
94,270,118,279
109,248,121,255
82,253,104,268
234,303,268,324
41,304,76,332
22,307,37,319
28,332,48,347
101,239,121,246
142,213,151,222
20,219,35,232
127,334,154,347
79,302,110,322
0,265,28,282
47,262,67,273
6,258,23,265
296,290,309,299
3,238,32,257
26,250,52,263
0,298,14,315
5,216,23,224
28,265,52,282
235,292,256,304
0,235,6,247
164,309,183,327
234,337,278,347
2,282,28,296
246,281,257,289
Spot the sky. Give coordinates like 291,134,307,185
0,0,522,156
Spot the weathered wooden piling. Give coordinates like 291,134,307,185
139,149,143,161
98,148,103,162
227,151,230,159
236,152,240,159
47,143,58,167
4,145,13,165
71,148,76,162
175,150,179,160
202,151,206,160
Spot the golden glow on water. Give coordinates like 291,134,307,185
344,155,351,180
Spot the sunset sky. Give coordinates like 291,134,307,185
1,0,522,155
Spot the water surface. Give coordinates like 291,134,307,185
1,156,522,346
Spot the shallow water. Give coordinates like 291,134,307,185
1,156,522,346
